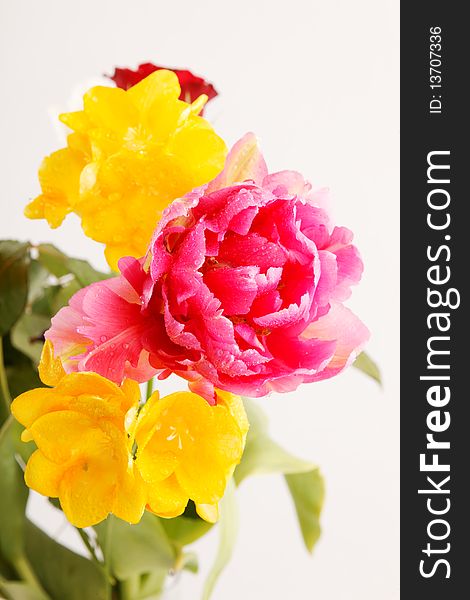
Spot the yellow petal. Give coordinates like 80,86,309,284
27,70,227,269
216,390,249,443
175,449,229,505
29,410,107,463
21,430,33,443
104,243,145,273
134,390,160,447
11,388,62,429
134,391,178,483
168,121,227,184
136,391,244,505
58,457,117,527
146,474,188,518
136,443,178,484
59,110,92,133
25,450,66,497
25,147,85,227
112,465,147,524
127,69,181,116
83,86,138,134
55,372,124,400
189,94,208,117
24,195,70,229
121,378,141,407
66,132,91,159
39,340,66,386
196,502,219,523
67,394,127,426
174,407,243,503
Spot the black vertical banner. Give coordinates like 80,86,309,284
401,3,469,599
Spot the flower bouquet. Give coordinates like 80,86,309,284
0,63,378,600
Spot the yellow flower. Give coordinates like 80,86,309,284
11,344,248,528
38,339,67,386
11,373,146,528
25,70,227,269
135,389,248,522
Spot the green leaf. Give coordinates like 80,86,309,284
137,571,167,599
0,581,49,600
11,314,50,365
1,335,36,423
31,286,61,318
285,469,325,553
65,258,111,287
36,245,70,278
27,262,50,306
30,280,79,322
201,480,237,600
179,552,199,574
234,399,313,485
0,421,45,595
0,548,15,579
159,514,213,548
353,351,382,385
6,363,43,400
234,398,324,554
0,241,30,336
50,280,81,315
37,244,111,287
159,502,213,548
0,417,29,564
24,520,107,600
95,513,176,581
1,328,44,408
1,334,31,369
235,434,313,483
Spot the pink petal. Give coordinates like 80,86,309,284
206,132,268,191
267,333,336,372
301,303,370,380
80,324,150,384
262,170,312,197
45,288,92,372
203,266,259,315
253,292,312,330
323,227,364,301
218,232,287,271
195,185,267,235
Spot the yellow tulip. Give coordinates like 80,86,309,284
135,390,248,522
11,344,248,528
25,70,227,269
11,373,145,528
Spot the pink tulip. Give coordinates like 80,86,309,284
46,134,369,400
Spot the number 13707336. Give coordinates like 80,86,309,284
429,26,442,114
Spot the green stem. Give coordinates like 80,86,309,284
146,377,154,400
0,414,12,445
0,337,12,423
119,575,140,600
75,527,102,568
13,554,47,597
104,516,114,600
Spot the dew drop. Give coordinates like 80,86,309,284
100,335,107,343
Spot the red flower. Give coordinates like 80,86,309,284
109,63,218,110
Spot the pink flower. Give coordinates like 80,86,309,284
46,134,369,400
46,269,158,384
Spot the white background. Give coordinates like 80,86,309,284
0,1,399,599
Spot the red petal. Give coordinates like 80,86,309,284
108,63,218,113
